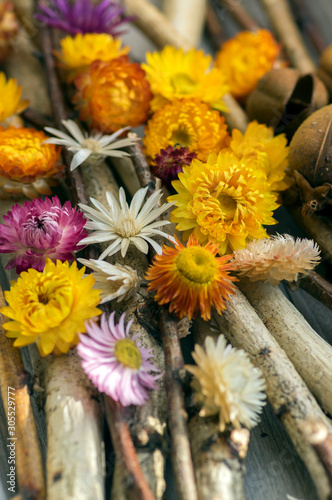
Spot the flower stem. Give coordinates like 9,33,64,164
288,0,327,54
126,133,156,198
218,0,260,31
293,270,332,311
301,419,332,490
22,108,54,130
0,286,45,500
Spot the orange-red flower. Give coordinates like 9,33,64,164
146,236,237,320
73,56,152,133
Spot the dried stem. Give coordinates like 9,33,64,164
301,419,332,489
205,4,226,50
162,0,207,48
159,308,199,500
258,0,316,73
294,270,332,310
104,398,157,500
212,289,332,500
0,287,45,500
22,108,54,130
238,278,332,415
288,0,327,54
218,0,260,31
125,134,156,198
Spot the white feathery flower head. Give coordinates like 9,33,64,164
186,335,266,431
44,119,139,171
78,258,140,304
233,234,320,285
79,186,175,259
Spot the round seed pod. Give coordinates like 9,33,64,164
288,104,332,216
317,45,332,95
246,68,328,126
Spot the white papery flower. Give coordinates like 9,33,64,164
79,186,175,259
44,119,139,171
186,335,266,431
78,258,140,304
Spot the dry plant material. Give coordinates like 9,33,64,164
301,419,332,490
212,289,332,500
205,4,226,50
288,0,327,54
0,286,45,500
318,45,332,95
162,0,207,48
296,271,332,310
218,0,259,31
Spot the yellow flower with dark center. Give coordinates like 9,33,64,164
0,73,29,126
229,121,291,192
143,98,229,162
169,151,278,254
55,33,129,81
146,236,237,320
1,260,102,357
142,46,229,111
215,29,280,99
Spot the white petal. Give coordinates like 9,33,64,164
131,237,149,254
102,150,130,158
70,149,92,170
62,119,85,142
98,126,131,146
43,137,78,148
141,235,163,254
99,239,122,260
120,238,130,257
130,186,148,218
44,127,74,141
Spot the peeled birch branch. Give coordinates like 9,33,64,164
238,278,332,415
162,0,207,48
212,289,332,500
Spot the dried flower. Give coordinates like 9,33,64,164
142,45,228,112
0,196,87,274
143,98,229,163
79,186,174,259
186,335,266,431
77,312,161,406
229,121,291,192
0,127,62,199
0,260,101,357
35,0,130,37
215,29,280,99
0,2,19,62
55,33,129,81
146,235,237,320
233,234,321,285
44,119,139,171
151,145,197,189
73,57,152,132
169,151,278,254
0,72,29,127
78,258,139,304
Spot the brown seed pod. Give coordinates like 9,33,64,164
246,68,328,127
0,2,19,62
317,45,332,95
288,104,332,216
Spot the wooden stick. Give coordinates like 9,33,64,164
160,308,199,500
125,133,156,198
238,278,332,415
258,0,316,73
0,287,45,500
162,0,207,48
288,0,327,54
205,4,226,50
218,0,260,31
301,419,332,489
293,271,332,311
212,289,332,500
22,108,53,130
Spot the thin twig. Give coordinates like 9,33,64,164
218,0,260,31
301,419,332,489
293,270,332,310
22,108,54,130
160,308,199,500
205,4,226,50
288,0,327,54
125,134,156,198
0,286,45,500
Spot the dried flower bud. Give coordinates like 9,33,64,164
246,68,328,126
288,104,332,215
151,145,197,189
317,45,332,95
0,2,19,62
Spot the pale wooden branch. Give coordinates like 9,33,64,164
218,0,260,31
295,270,332,310
0,287,45,500
258,0,316,73
162,0,207,48
212,289,332,500
238,278,332,416
301,419,332,489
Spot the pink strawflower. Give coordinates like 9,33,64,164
77,312,161,406
152,145,197,189
0,196,87,273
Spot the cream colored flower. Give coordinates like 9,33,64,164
186,335,266,431
233,234,320,285
78,259,139,304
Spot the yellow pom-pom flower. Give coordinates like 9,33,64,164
142,46,229,112
55,33,129,81
143,98,229,162
0,72,29,127
146,236,237,320
215,29,280,99
169,151,278,254
1,260,102,357
229,121,291,192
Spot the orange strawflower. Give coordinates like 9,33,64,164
146,236,237,320
73,57,152,133
0,127,62,198
143,98,229,162
215,29,280,99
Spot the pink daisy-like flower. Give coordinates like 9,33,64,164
0,196,87,273
77,312,161,406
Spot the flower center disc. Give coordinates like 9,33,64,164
81,137,101,153
216,193,237,219
176,247,218,284
171,128,191,147
171,73,198,94
114,338,142,369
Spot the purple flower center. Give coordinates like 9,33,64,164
21,208,62,251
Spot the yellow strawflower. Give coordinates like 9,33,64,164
1,260,102,357
0,72,28,126
169,151,278,254
142,46,229,111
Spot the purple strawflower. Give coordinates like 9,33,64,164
77,312,161,406
0,196,87,273
35,0,132,37
152,145,197,189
